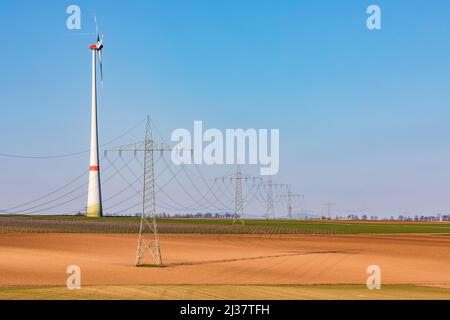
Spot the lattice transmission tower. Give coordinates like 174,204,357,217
259,178,287,220
215,165,261,224
323,202,336,220
234,165,244,224
105,116,182,266
281,185,303,219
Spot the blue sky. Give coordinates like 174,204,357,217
1,0,450,217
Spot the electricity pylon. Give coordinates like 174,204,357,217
282,186,303,219
234,166,243,224
215,165,261,224
105,116,180,267
259,178,287,220
323,202,336,220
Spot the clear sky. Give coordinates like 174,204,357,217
1,0,450,218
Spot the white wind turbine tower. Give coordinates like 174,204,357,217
86,17,104,218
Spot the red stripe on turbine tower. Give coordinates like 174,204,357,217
89,166,100,171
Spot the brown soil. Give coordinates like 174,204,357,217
0,233,449,288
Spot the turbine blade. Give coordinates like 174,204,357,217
94,15,99,36
98,50,103,88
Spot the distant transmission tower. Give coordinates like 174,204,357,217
323,202,336,220
266,178,274,219
234,165,244,224
106,116,180,266
282,186,303,219
259,179,287,220
216,165,261,224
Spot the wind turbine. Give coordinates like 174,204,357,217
86,17,104,218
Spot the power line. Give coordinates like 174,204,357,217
0,157,121,215
0,118,145,159
0,170,88,212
